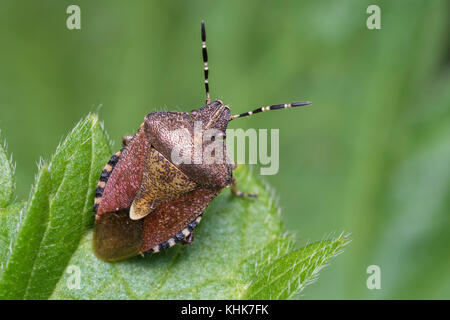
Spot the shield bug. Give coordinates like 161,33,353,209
93,21,311,261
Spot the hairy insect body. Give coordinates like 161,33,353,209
94,102,232,261
93,21,311,261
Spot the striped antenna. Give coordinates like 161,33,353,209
201,21,210,104
229,101,312,121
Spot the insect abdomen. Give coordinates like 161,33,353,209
145,214,203,253
94,150,122,215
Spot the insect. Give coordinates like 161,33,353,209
93,21,311,261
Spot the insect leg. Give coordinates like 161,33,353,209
231,178,257,198
181,232,194,246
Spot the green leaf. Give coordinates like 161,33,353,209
50,165,348,300
0,136,14,208
0,114,111,299
0,202,25,278
241,236,349,300
0,115,348,299
0,164,52,299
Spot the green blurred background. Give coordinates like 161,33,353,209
0,0,449,299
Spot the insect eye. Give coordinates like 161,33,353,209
190,110,198,119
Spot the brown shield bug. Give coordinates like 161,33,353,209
93,21,311,261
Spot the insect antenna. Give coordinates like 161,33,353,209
201,21,211,104
229,101,312,121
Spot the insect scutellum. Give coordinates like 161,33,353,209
199,20,312,121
